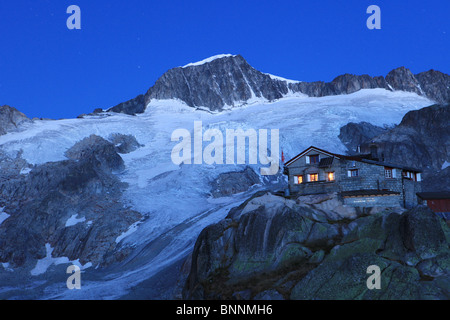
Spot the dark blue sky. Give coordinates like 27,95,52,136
1,0,448,119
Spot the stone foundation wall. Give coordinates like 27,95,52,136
343,195,402,207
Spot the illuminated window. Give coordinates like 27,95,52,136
327,172,335,181
294,175,303,184
308,173,318,182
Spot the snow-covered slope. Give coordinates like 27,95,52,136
182,54,237,68
0,88,433,299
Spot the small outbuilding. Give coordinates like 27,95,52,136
416,192,450,219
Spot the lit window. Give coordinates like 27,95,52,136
327,172,335,181
308,173,318,182
294,175,303,184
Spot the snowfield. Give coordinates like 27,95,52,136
0,88,433,299
181,54,237,68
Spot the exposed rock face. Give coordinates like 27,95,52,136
0,105,31,136
288,73,388,98
108,133,144,154
415,70,450,104
183,192,450,300
109,94,147,115
106,55,450,115
370,105,450,192
385,67,423,95
338,122,389,154
64,134,125,172
0,150,32,180
210,167,261,198
0,135,142,268
109,55,290,114
422,167,450,192
291,206,449,300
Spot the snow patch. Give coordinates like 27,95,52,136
1,263,13,272
264,73,301,84
115,222,141,244
182,54,236,68
20,167,32,175
442,161,450,170
0,207,10,226
65,214,86,227
30,243,92,276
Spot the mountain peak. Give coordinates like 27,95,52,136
106,56,449,115
0,105,31,136
181,54,238,68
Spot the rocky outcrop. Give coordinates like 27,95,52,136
108,94,147,115
0,135,142,269
422,167,450,192
372,105,449,192
183,192,450,300
108,133,144,154
415,70,450,105
0,105,31,136
64,134,125,172
210,167,261,198
339,104,450,192
385,67,423,95
106,55,450,115
338,122,389,154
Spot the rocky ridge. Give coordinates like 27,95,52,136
108,55,450,114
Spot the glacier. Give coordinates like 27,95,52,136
0,88,433,299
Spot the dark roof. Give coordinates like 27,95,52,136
285,146,422,172
340,189,401,197
416,192,450,200
318,157,334,168
285,146,340,166
356,158,422,173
